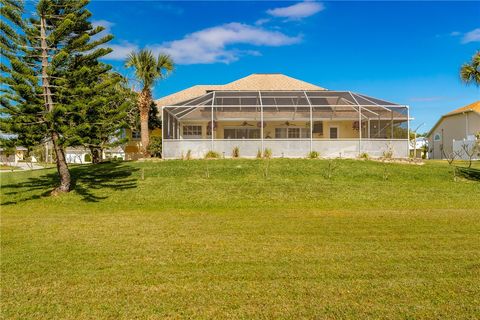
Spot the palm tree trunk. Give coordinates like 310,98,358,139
139,88,151,156
51,132,71,194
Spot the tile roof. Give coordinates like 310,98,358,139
446,100,480,115
155,74,325,107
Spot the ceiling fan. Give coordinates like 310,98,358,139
241,121,254,126
284,121,296,126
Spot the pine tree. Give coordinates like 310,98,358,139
72,71,136,163
1,0,113,194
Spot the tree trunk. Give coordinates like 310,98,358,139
51,132,71,194
90,146,102,164
40,16,70,194
139,89,151,156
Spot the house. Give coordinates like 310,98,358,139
154,74,410,159
0,146,27,164
409,137,428,159
65,146,126,164
427,101,480,159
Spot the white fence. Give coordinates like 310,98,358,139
453,140,479,160
163,139,408,159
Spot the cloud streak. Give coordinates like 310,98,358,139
105,23,301,64
461,28,480,44
267,1,324,20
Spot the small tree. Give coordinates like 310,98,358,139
147,136,162,158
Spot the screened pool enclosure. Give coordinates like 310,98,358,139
162,90,410,159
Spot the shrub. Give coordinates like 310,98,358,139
256,149,262,159
147,136,162,158
232,146,240,158
185,149,192,160
358,152,369,160
205,150,220,159
84,153,92,162
382,144,394,159
263,148,272,159
308,151,319,159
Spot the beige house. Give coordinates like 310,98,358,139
127,74,410,159
427,101,480,159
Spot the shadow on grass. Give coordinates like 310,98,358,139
456,166,480,182
1,161,139,205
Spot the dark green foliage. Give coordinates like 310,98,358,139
147,136,162,157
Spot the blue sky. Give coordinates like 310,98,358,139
88,1,480,133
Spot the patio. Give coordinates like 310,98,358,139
162,90,410,158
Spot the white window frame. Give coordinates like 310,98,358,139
223,126,260,139
182,125,203,139
275,127,310,139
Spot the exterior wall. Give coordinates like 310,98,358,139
428,112,480,159
125,128,162,160
163,139,408,159
176,120,360,139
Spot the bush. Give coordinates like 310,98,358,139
84,153,92,162
263,148,272,159
147,136,162,158
232,146,240,158
358,152,369,160
308,151,319,159
205,150,220,159
256,149,262,159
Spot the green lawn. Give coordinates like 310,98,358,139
1,159,479,319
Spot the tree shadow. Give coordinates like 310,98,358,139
1,161,139,205
456,166,480,182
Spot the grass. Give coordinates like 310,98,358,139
1,159,479,319
0,164,20,170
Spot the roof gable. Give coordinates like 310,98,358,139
446,100,480,116
155,73,324,107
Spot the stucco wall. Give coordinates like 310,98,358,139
428,112,480,159
175,120,360,139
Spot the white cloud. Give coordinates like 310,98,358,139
104,41,139,60
449,31,461,36
255,18,270,26
147,22,301,64
92,20,115,34
267,1,324,20
461,28,480,44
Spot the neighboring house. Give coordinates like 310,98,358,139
409,137,428,158
427,101,480,159
124,128,161,160
65,146,126,164
65,147,91,164
154,73,410,159
0,146,27,164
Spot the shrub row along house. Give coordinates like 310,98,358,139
126,74,410,159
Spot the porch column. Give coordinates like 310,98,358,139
358,106,362,154
161,106,164,159
259,91,264,152
211,91,215,150
304,91,313,153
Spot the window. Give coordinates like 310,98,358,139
131,130,141,140
313,121,323,134
434,133,441,141
329,127,338,139
275,127,310,138
183,125,202,139
224,127,260,139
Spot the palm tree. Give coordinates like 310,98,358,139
460,51,480,86
125,49,174,155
